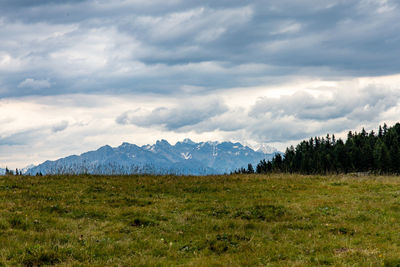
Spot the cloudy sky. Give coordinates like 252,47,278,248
1,0,400,168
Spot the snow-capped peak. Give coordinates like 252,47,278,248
120,142,132,147
143,144,156,152
206,141,220,146
255,143,278,154
182,138,195,144
25,139,277,176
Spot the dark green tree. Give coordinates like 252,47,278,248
247,164,254,174
253,123,400,175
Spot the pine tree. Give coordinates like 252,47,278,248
247,164,254,174
373,139,390,173
245,123,400,175
389,141,400,173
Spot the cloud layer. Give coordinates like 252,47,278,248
116,98,228,130
114,79,400,142
1,0,400,97
1,1,400,168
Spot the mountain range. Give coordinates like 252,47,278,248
25,139,279,176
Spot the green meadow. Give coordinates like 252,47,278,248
1,174,400,266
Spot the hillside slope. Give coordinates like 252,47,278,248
1,174,399,265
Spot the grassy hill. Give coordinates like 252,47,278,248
1,174,400,266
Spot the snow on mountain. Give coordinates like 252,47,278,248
182,138,196,145
255,143,278,154
26,140,279,176
181,152,192,160
20,164,35,174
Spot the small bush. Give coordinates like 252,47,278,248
207,234,249,254
22,245,63,267
349,214,370,222
329,227,355,236
42,205,69,215
0,219,9,230
210,207,230,218
130,217,157,227
183,186,218,193
8,215,30,231
235,205,287,221
384,258,400,267
318,206,339,216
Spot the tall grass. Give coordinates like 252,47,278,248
1,174,400,265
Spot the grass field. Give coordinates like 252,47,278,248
1,174,400,266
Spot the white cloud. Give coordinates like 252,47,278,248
3,73,399,169
1,0,400,169
132,6,253,42
271,21,302,35
52,120,69,132
0,1,399,98
249,87,400,122
18,78,51,90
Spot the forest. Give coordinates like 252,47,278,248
248,123,400,175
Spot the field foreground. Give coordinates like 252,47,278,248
1,174,400,266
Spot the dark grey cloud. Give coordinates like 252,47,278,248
116,98,228,130
0,0,400,97
1,120,68,147
51,120,69,133
18,78,51,90
118,85,400,143
250,87,400,122
3,0,400,168
246,117,357,143
245,86,400,142
248,87,400,142
0,128,44,146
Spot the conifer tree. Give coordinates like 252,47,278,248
253,123,400,175
247,164,254,174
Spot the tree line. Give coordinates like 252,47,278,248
3,167,23,176
237,123,400,175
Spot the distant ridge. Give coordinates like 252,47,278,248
26,139,278,175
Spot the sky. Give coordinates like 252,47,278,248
1,0,400,168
